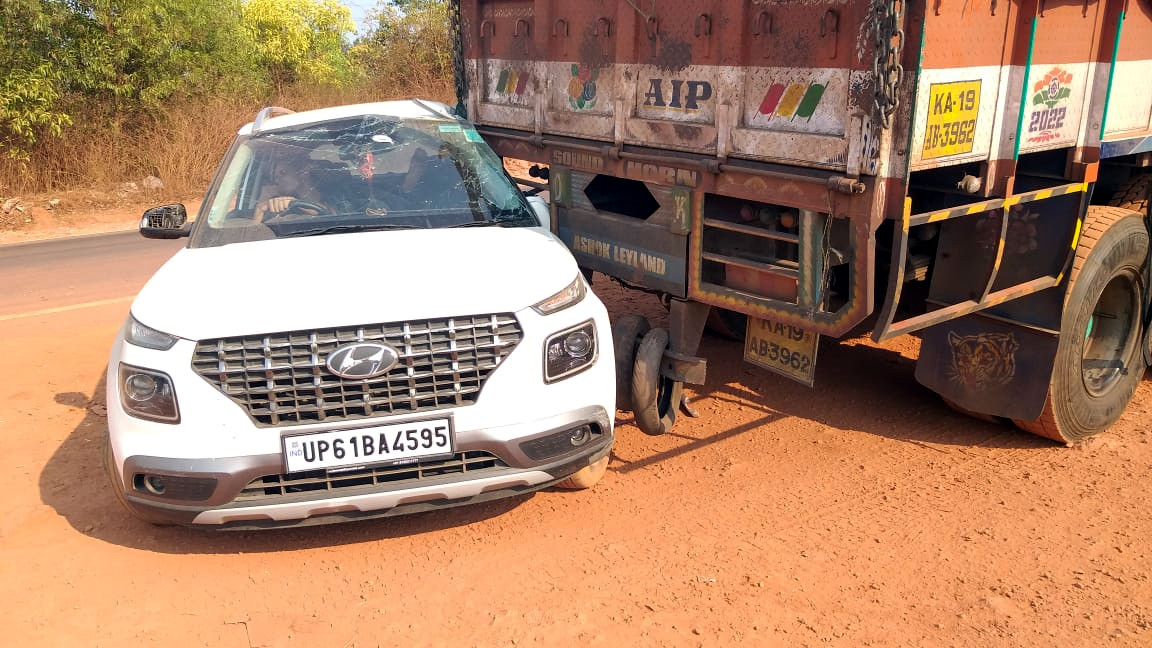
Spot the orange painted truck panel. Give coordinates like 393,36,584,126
461,0,1152,174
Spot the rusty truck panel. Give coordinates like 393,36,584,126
1018,2,1107,157
461,1,1152,311
462,0,880,172
910,0,1115,170
907,1,1013,170
460,0,1152,436
465,1,1152,177
461,0,1152,342
906,0,1152,171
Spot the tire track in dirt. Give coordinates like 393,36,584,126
594,276,1152,645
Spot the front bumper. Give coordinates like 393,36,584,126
112,405,612,529
106,293,616,529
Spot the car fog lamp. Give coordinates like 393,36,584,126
544,320,597,383
144,475,167,495
125,373,158,401
569,425,592,447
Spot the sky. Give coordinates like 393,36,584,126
341,0,378,37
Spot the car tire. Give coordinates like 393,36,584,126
631,327,682,436
612,314,650,411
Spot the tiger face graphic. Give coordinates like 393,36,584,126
946,332,1019,391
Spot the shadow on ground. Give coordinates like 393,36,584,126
693,329,1057,449
42,315,1079,550
40,374,535,553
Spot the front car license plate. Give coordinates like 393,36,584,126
282,417,454,473
743,317,820,387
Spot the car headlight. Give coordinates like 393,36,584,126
118,363,180,423
125,315,179,350
532,275,586,315
544,320,597,383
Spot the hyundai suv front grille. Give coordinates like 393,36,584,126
192,314,522,426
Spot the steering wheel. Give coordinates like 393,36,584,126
263,199,330,222
282,200,329,216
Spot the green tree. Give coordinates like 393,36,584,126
51,1,258,108
241,0,357,91
0,1,74,157
1,0,260,157
350,0,451,94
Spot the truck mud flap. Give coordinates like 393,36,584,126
915,314,1058,421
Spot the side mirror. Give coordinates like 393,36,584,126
140,204,191,239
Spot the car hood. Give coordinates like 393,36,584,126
131,227,579,340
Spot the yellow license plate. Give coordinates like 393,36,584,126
922,80,981,159
743,317,819,386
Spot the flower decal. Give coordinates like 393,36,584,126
1026,67,1074,144
1032,67,1072,109
568,64,599,110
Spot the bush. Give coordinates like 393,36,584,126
351,0,454,98
0,0,454,198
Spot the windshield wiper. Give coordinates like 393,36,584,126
448,210,536,228
449,220,503,228
280,223,419,238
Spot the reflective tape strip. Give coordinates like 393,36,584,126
908,182,1088,227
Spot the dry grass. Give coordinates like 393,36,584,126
0,79,454,203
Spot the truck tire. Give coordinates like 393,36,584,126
1014,206,1148,443
1109,174,1152,368
555,455,609,490
631,327,682,436
612,315,650,411
1108,172,1151,216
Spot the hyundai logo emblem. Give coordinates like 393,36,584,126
326,342,399,379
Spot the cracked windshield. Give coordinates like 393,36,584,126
195,114,534,247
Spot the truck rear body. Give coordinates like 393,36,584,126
456,0,1152,432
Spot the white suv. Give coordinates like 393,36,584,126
105,101,615,528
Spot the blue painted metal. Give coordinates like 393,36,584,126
1101,135,1152,159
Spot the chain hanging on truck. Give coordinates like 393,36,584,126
450,0,468,118
872,0,905,129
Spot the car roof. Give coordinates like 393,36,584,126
238,100,457,136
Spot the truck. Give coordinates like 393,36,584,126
450,0,1152,443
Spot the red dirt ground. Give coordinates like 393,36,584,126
1,207,1150,647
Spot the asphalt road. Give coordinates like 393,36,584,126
0,231,185,320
